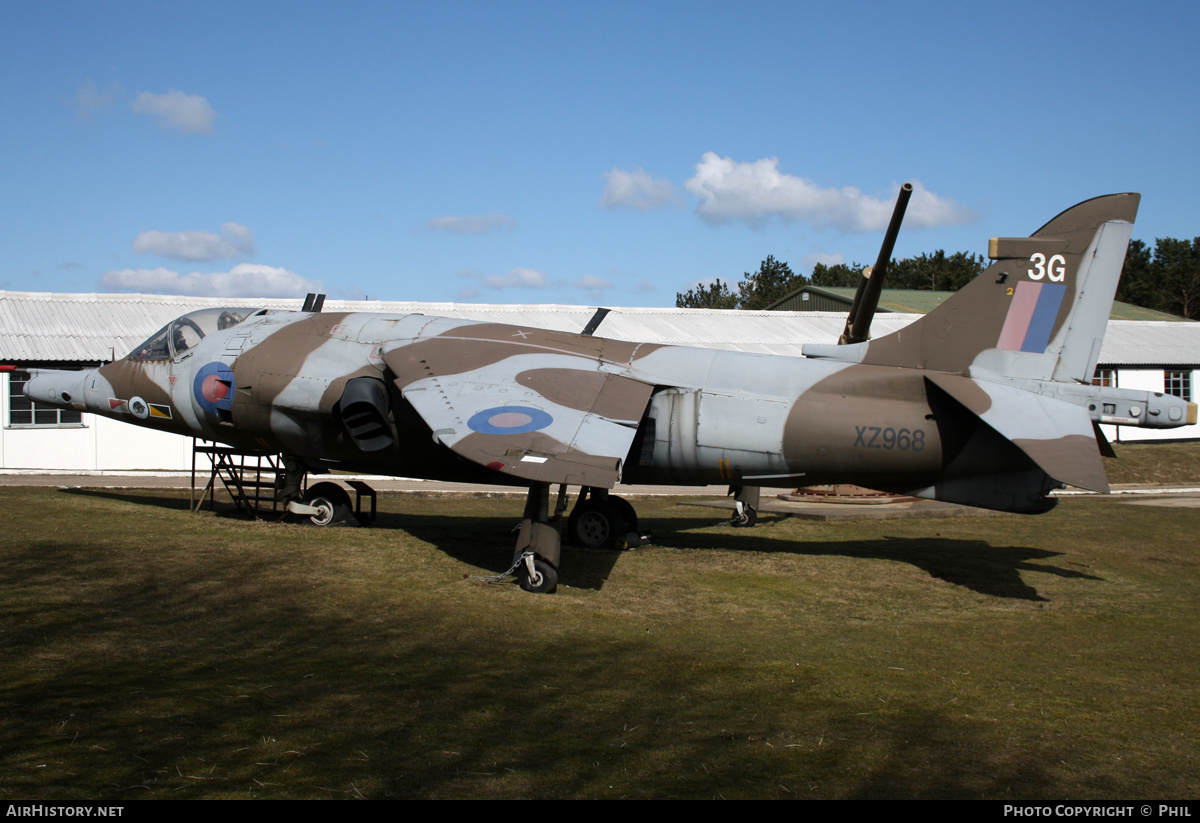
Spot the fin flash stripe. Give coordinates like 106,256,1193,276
997,281,1066,353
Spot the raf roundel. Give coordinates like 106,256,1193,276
193,362,236,415
467,406,553,435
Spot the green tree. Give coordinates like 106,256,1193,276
810,262,862,288
675,278,737,309
1116,239,1158,310
888,250,984,291
1155,237,1200,319
1115,237,1200,319
736,255,806,310
680,246,991,314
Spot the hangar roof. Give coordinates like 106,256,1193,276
769,286,1186,322
0,290,914,362
0,290,1196,368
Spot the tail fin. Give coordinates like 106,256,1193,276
853,193,1140,382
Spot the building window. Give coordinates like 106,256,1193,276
1164,370,1192,401
6,370,84,426
1092,368,1115,387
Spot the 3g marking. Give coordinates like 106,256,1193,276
853,426,926,451
1028,252,1066,282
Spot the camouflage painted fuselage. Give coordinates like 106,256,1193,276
35,308,941,487
26,193,1196,514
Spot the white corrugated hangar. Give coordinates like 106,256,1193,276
1,290,1197,474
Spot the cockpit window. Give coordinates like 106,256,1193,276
128,307,260,361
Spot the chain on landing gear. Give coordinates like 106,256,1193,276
474,550,556,593
469,484,562,594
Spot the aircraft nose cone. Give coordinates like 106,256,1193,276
23,369,88,408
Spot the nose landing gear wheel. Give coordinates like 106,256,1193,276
304,481,352,526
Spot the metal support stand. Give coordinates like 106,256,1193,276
191,439,283,517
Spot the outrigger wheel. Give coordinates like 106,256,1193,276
732,502,758,528
513,482,561,594
517,554,559,594
729,485,760,528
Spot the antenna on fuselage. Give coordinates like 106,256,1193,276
839,182,912,345
302,293,326,313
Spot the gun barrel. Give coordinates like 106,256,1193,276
841,182,913,345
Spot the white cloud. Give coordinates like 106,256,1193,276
131,89,217,134
600,167,679,210
575,274,613,292
66,79,122,120
458,266,552,291
100,263,320,298
426,214,517,234
133,223,255,261
685,153,974,231
481,267,550,289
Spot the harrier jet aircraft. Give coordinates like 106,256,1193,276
25,191,1196,592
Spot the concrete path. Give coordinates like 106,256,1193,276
5,472,1198,519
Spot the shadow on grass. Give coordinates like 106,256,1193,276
62,486,199,513
400,510,1099,602
1,535,1071,799
6,488,1185,798
58,488,1097,601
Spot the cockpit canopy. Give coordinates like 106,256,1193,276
129,307,261,361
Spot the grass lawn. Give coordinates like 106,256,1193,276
1,482,1197,799
1103,440,1200,486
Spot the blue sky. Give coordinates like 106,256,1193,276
3,0,1198,307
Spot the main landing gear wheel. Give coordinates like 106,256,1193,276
608,495,638,532
304,481,352,526
517,555,559,594
732,505,757,528
568,499,626,549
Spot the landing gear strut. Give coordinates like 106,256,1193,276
512,482,561,594
729,485,760,528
